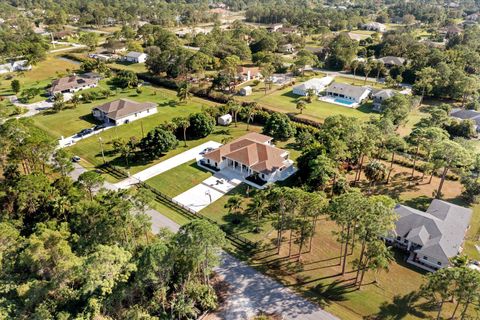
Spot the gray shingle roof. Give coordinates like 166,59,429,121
378,56,406,66
94,99,156,120
126,51,145,58
326,82,371,100
450,108,480,126
373,89,396,100
394,200,472,265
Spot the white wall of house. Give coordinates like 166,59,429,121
51,83,98,96
125,54,147,63
326,89,370,103
111,107,157,125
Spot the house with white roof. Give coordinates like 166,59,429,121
361,22,387,32
124,52,148,63
292,76,334,96
386,200,472,271
0,60,31,74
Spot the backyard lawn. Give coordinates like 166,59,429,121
108,61,148,73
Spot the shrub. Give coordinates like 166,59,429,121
188,112,215,138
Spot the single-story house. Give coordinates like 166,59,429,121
385,200,472,272
92,99,157,125
444,25,463,38
53,30,76,40
347,32,366,42
271,73,294,86
372,89,397,111
267,23,283,32
124,52,148,63
325,82,371,104
49,75,99,95
218,114,232,126
377,56,406,68
89,53,114,62
201,132,295,186
293,76,334,96
237,66,262,81
239,86,253,96
450,108,480,132
361,22,387,32
0,60,31,74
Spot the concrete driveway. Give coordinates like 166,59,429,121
115,141,221,189
172,172,241,212
9,96,53,119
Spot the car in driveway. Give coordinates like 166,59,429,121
94,123,107,131
76,128,93,137
200,147,215,155
72,156,81,162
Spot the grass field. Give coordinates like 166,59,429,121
108,61,148,73
146,160,213,198
0,55,79,103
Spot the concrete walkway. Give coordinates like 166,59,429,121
114,141,221,189
172,171,241,212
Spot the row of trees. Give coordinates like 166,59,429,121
0,116,226,319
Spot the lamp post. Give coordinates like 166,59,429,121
98,136,106,164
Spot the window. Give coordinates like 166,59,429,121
135,113,138,117
437,261,442,266
423,256,428,260
147,109,150,113
396,236,401,241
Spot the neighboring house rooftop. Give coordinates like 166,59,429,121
125,51,145,59
326,82,371,100
50,75,98,93
394,200,472,264
373,89,396,100
237,66,261,74
294,76,334,91
450,108,480,127
94,99,157,120
204,132,288,174
377,56,406,66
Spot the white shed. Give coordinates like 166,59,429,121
239,86,253,96
218,114,232,126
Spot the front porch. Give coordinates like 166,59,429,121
406,252,439,272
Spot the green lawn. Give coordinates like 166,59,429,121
0,55,79,103
108,61,148,73
146,160,213,198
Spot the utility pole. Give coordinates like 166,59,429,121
98,137,106,164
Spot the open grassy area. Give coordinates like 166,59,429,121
108,61,148,73
146,160,213,198
0,55,79,102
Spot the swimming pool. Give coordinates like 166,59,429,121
334,98,355,106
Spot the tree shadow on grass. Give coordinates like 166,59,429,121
158,99,178,108
367,291,426,320
403,195,432,211
305,280,356,308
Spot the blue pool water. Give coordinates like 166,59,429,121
334,98,355,106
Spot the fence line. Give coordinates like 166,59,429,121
129,178,257,250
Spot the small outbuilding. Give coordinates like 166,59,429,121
239,86,253,96
218,114,232,126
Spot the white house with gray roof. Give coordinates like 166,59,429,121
292,76,334,96
372,89,397,111
124,51,148,63
450,108,480,132
324,82,371,104
386,200,472,272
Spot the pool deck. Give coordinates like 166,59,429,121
318,96,359,108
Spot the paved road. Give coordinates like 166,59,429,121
142,206,338,320
114,141,221,189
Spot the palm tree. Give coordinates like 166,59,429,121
246,193,269,233
364,161,387,190
296,100,307,114
305,88,316,103
173,117,190,147
245,102,258,131
227,100,241,127
224,195,242,214
176,82,191,104
350,60,359,79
